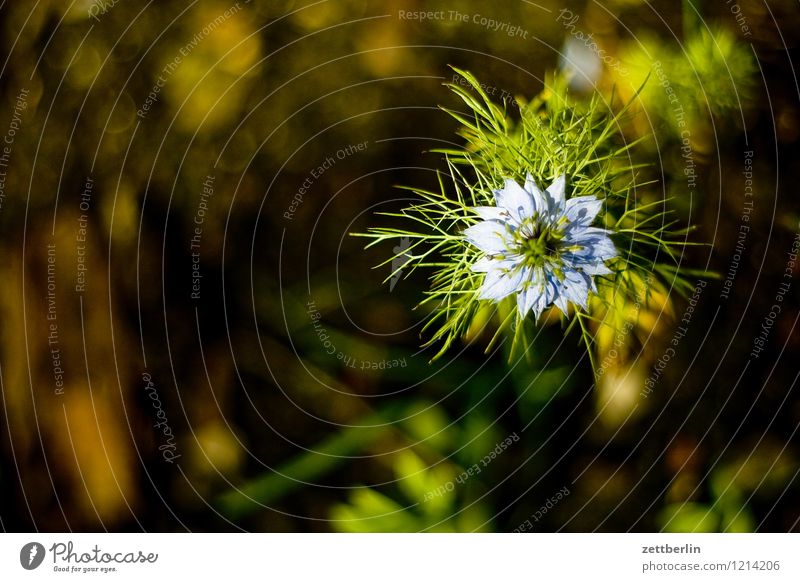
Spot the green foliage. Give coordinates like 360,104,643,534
330,450,491,532
658,502,721,533
327,405,506,532
620,27,756,137
355,67,703,368
658,439,797,533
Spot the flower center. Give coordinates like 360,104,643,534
515,220,565,268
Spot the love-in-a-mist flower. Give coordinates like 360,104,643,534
464,174,616,318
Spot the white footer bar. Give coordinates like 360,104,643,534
1,533,796,581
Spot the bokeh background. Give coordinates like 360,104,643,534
0,0,799,532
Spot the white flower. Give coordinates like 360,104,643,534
464,174,616,318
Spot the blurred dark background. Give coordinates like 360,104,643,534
0,0,798,532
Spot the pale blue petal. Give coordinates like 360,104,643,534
519,285,549,318
564,195,603,228
495,178,535,221
473,206,507,222
517,287,538,316
535,293,551,318
571,260,613,277
471,256,495,273
586,236,617,262
566,227,617,262
523,173,546,213
586,271,599,293
544,175,566,213
577,226,615,242
545,271,561,303
478,265,525,301
553,287,570,314
560,270,591,308
464,221,509,253
516,268,543,315
562,236,615,273
535,273,560,318
585,261,613,277
516,290,528,315
471,254,520,273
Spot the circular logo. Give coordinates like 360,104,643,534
20,542,46,570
